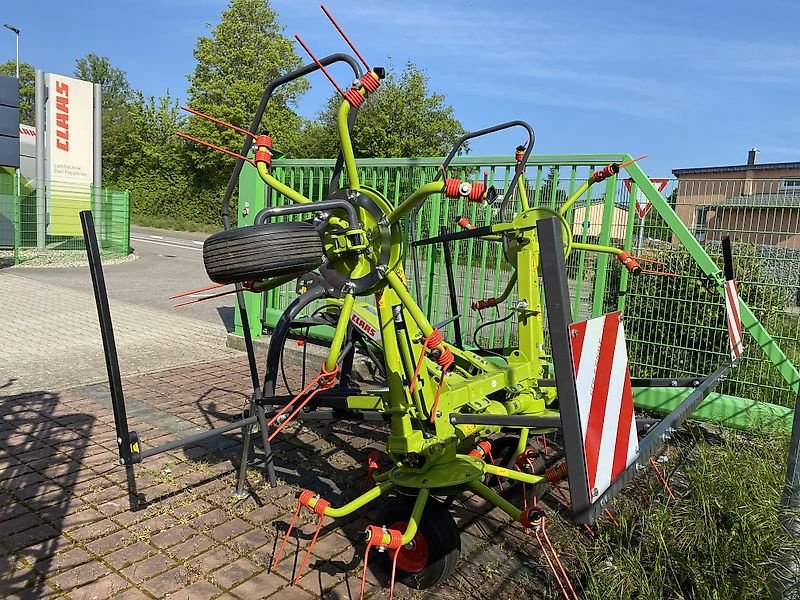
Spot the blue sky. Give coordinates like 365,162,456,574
3,0,799,176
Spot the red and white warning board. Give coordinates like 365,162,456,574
569,311,638,500
624,178,669,219
724,280,744,360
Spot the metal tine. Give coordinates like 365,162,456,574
173,286,240,308
181,105,257,140
320,4,372,71
294,34,347,98
168,282,227,300
175,131,255,165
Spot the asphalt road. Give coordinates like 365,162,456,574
8,225,235,331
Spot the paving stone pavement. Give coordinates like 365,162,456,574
0,352,581,599
0,273,238,396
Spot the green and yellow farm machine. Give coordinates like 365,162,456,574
81,6,740,598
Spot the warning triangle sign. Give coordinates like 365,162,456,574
624,178,669,219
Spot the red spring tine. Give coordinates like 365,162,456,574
168,282,226,300
320,4,371,71
172,287,240,308
619,154,648,169
181,106,256,139
175,132,254,165
294,34,347,98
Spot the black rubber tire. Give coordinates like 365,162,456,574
375,496,460,590
203,221,324,285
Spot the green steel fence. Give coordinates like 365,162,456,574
0,170,131,266
244,156,800,411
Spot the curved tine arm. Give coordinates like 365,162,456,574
219,53,364,229
436,120,535,180
253,198,359,229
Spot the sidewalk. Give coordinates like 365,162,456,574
0,273,238,395
0,354,553,599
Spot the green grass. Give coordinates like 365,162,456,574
579,425,799,599
131,212,222,234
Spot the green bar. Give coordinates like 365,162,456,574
326,294,355,372
618,180,638,311
469,479,521,521
274,154,628,169
633,387,793,433
572,174,593,320
13,172,20,265
533,166,543,208
401,488,429,545
324,480,395,518
388,181,445,226
337,100,360,189
591,177,617,316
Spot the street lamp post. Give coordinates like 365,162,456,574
3,24,19,78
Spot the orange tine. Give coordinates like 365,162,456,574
634,256,668,266
619,154,648,169
175,132,254,165
320,4,371,71
294,34,347,98
643,269,680,278
169,282,226,300
180,106,256,139
173,287,240,308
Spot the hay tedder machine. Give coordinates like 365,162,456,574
81,6,745,598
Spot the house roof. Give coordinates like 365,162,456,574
699,191,800,209
672,161,800,176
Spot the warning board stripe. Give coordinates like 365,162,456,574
583,316,618,494
724,279,744,359
612,366,636,480
570,311,639,500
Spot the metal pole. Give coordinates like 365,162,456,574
93,83,102,188
537,216,592,520
34,69,45,251
637,215,645,255
772,387,800,598
93,83,102,243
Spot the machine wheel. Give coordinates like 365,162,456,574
203,222,324,285
376,496,460,590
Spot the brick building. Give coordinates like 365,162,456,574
672,149,800,249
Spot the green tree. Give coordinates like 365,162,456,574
74,54,135,184
120,92,208,221
184,0,308,190
0,60,35,124
297,62,467,159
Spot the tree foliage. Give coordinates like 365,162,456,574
184,0,307,189
297,62,467,159
0,60,35,124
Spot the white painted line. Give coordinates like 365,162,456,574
192,240,204,245
130,237,203,251
151,235,164,239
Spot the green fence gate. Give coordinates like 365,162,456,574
0,170,131,266
235,154,800,429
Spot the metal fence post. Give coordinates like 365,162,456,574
772,387,800,598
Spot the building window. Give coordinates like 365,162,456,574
781,178,800,190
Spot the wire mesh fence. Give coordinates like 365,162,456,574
257,158,800,407
0,171,130,266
